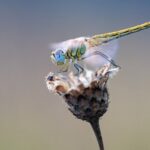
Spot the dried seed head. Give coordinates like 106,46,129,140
64,81,109,122
46,65,119,122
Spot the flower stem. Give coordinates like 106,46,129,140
89,118,104,150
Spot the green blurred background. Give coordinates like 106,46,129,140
0,0,150,150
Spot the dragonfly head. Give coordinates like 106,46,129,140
51,50,66,65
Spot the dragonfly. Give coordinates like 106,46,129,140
50,22,150,74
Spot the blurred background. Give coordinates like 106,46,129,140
0,0,150,150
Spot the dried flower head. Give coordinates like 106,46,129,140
46,65,119,121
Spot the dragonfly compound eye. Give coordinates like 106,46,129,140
55,50,65,65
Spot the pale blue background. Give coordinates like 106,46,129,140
0,0,150,150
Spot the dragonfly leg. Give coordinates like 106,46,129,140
81,50,120,68
74,63,84,75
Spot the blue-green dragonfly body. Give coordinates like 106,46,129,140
50,22,150,74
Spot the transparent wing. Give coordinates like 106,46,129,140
83,40,119,69
50,40,72,53
49,37,86,53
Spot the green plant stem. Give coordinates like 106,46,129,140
89,118,104,150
